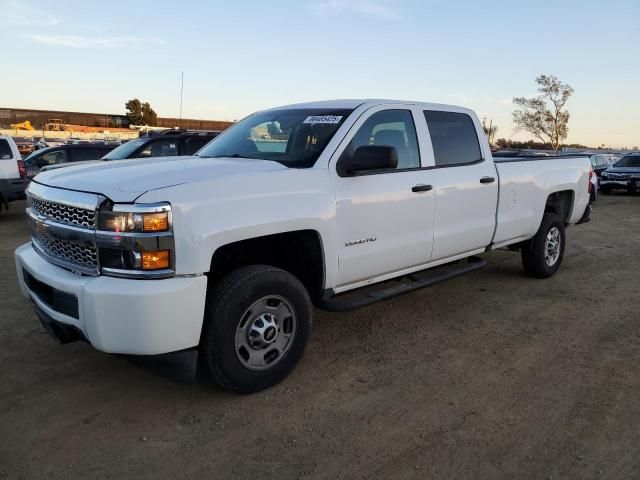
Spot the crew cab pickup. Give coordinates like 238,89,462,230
15,100,592,393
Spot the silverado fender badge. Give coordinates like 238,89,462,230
345,237,377,247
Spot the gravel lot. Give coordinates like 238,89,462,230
1,195,639,480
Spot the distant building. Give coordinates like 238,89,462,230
0,107,233,132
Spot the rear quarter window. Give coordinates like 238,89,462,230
0,139,13,159
424,111,482,167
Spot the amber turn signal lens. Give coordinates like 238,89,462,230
142,212,169,232
141,250,170,270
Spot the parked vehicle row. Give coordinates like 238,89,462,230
19,129,219,178
11,136,131,152
599,153,640,194
15,99,593,394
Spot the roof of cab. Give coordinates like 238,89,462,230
263,98,471,113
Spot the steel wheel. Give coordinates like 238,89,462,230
234,295,297,371
544,226,561,267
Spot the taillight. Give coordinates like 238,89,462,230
17,160,26,178
588,168,593,193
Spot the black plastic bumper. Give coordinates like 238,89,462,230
32,299,87,344
0,177,28,207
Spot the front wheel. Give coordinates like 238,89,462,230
521,213,566,278
200,265,312,394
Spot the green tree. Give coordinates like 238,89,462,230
125,98,143,125
125,98,158,126
512,74,574,152
142,102,158,126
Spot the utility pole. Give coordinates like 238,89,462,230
179,71,184,128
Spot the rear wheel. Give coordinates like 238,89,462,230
200,265,312,394
521,213,566,278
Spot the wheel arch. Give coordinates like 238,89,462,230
544,190,574,224
208,229,326,302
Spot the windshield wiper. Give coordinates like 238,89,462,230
204,153,250,159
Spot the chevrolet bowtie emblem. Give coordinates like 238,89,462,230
34,219,49,235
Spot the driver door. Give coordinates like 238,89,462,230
329,105,436,289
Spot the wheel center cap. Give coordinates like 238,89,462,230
264,326,277,343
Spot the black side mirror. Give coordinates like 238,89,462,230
340,145,398,175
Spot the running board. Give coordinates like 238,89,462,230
319,257,486,312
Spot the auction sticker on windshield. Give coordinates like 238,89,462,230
303,115,343,124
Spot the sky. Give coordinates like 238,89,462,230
0,0,638,148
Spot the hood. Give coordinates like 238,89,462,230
40,160,102,172
33,155,287,202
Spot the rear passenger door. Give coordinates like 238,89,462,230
422,110,499,261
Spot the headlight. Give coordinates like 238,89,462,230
99,210,170,233
96,203,174,278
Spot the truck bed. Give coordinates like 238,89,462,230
491,154,591,248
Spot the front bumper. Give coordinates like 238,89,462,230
599,178,640,190
15,242,208,355
0,177,28,204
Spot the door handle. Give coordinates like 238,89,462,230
411,184,433,193
480,176,496,184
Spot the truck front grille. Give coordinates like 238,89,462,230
33,231,98,271
30,196,96,229
26,187,101,275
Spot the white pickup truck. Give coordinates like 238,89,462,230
15,100,592,393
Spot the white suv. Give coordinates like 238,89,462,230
0,136,28,214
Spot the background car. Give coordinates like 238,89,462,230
12,137,35,157
589,153,617,177
102,128,219,160
599,153,640,194
34,137,65,150
23,144,116,178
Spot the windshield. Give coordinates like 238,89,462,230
614,156,640,168
102,138,146,160
197,108,353,168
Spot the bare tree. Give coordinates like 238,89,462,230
512,75,574,152
482,117,498,144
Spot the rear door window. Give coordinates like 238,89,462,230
0,139,13,159
424,111,482,167
70,148,102,162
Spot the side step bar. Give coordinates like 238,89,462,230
319,257,487,312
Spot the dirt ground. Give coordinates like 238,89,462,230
0,195,638,480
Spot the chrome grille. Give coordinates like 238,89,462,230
33,231,98,271
30,196,96,229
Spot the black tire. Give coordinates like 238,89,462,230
521,212,566,278
600,187,611,195
200,265,312,394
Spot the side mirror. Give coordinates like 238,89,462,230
340,145,398,175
